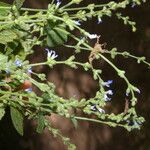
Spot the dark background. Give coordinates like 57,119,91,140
0,0,150,150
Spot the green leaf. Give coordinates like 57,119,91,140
0,106,5,120
13,0,25,9
0,2,11,6
0,2,11,16
0,54,8,70
10,107,24,136
45,21,68,47
0,54,8,63
0,30,18,44
36,115,45,134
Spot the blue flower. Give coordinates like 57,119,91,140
104,90,113,101
126,92,129,97
106,90,113,95
98,18,102,24
97,107,105,113
127,120,142,127
104,95,111,101
15,59,22,67
135,88,140,94
45,48,58,60
25,87,32,93
102,80,113,87
131,3,136,8
90,105,105,113
27,67,32,74
74,20,81,26
56,0,61,7
91,105,97,111
88,34,97,39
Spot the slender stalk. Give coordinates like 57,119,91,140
75,116,124,127
63,4,106,11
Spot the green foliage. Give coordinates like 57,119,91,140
0,0,149,149
0,2,10,16
13,0,25,9
0,30,18,44
0,104,5,120
36,114,45,134
10,107,24,136
45,21,68,47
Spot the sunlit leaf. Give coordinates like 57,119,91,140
0,2,11,16
0,30,18,44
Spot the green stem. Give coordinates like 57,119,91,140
75,116,124,128
63,4,106,11
28,62,47,67
60,1,73,10
21,7,47,12
105,51,150,67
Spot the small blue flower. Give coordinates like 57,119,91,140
106,90,113,95
126,92,129,97
127,120,141,127
91,105,97,111
104,90,113,101
104,94,111,101
135,88,140,94
131,3,136,8
15,59,22,67
98,18,102,24
90,105,105,113
88,34,97,39
45,48,58,60
97,107,105,113
56,0,61,7
74,20,81,26
102,80,113,87
27,67,32,74
25,87,32,93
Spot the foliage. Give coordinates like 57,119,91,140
0,0,149,149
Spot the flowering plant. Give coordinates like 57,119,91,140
0,0,149,149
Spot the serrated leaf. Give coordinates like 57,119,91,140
13,0,25,9
36,115,45,134
46,28,68,47
45,21,68,47
10,107,24,136
0,30,18,44
0,107,5,120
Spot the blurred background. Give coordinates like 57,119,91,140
0,0,150,150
